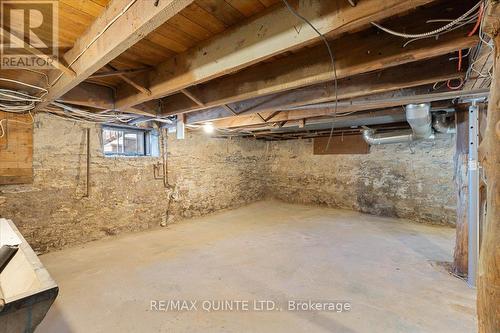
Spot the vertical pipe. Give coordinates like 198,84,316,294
84,128,90,198
467,101,480,288
176,114,185,140
162,128,169,188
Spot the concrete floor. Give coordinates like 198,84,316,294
37,201,476,333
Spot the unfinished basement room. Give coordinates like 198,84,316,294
0,0,499,332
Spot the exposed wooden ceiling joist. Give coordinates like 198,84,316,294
161,33,477,118
154,0,480,121
106,64,152,96
186,56,466,125
58,29,477,117
114,0,436,110
247,107,408,133
89,67,150,79
34,0,195,112
213,87,489,129
58,82,158,116
58,82,114,110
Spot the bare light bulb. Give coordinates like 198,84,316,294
203,123,215,134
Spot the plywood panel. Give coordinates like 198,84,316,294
0,112,33,185
313,134,369,155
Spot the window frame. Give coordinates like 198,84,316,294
102,125,159,157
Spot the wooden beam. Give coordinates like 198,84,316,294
158,26,478,116
265,111,281,122
213,87,489,129
58,82,114,109
115,0,436,109
106,64,152,95
222,104,238,116
59,83,157,117
256,113,266,122
125,100,160,117
180,88,204,106
223,107,407,132
186,56,466,124
453,107,469,277
478,2,500,332
89,67,150,79
34,0,195,111
250,107,407,132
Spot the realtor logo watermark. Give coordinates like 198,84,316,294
0,0,58,69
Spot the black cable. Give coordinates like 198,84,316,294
280,0,338,150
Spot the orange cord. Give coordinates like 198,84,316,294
448,3,484,89
458,49,463,71
468,3,484,37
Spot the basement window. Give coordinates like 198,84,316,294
102,126,159,157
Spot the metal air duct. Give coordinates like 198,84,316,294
362,129,413,145
362,103,434,145
432,112,456,134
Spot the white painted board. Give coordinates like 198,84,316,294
0,219,22,247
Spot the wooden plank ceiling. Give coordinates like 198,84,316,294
0,0,486,140
90,0,281,87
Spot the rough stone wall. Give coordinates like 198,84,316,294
0,114,267,253
264,137,457,225
166,132,267,219
0,113,457,253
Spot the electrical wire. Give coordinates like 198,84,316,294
402,15,481,47
433,81,447,91
463,1,492,89
447,78,464,90
468,3,484,37
0,119,5,139
47,101,138,123
445,2,484,89
0,78,47,113
370,2,482,48
49,0,138,88
20,69,50,87
372,1,489,91
478,0,493,50
0,112,34,139
450,48,472,60
280,0,338,151
0,1,149,123
0,78,47,95
371,2,481,39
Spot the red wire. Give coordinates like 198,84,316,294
447,3,483,89
458,49,463,71
447,78,464,90
468,3,484,37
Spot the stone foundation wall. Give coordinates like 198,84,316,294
0,114,267,253
0,114,457,253
166,132,267,219
264,137,456,225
